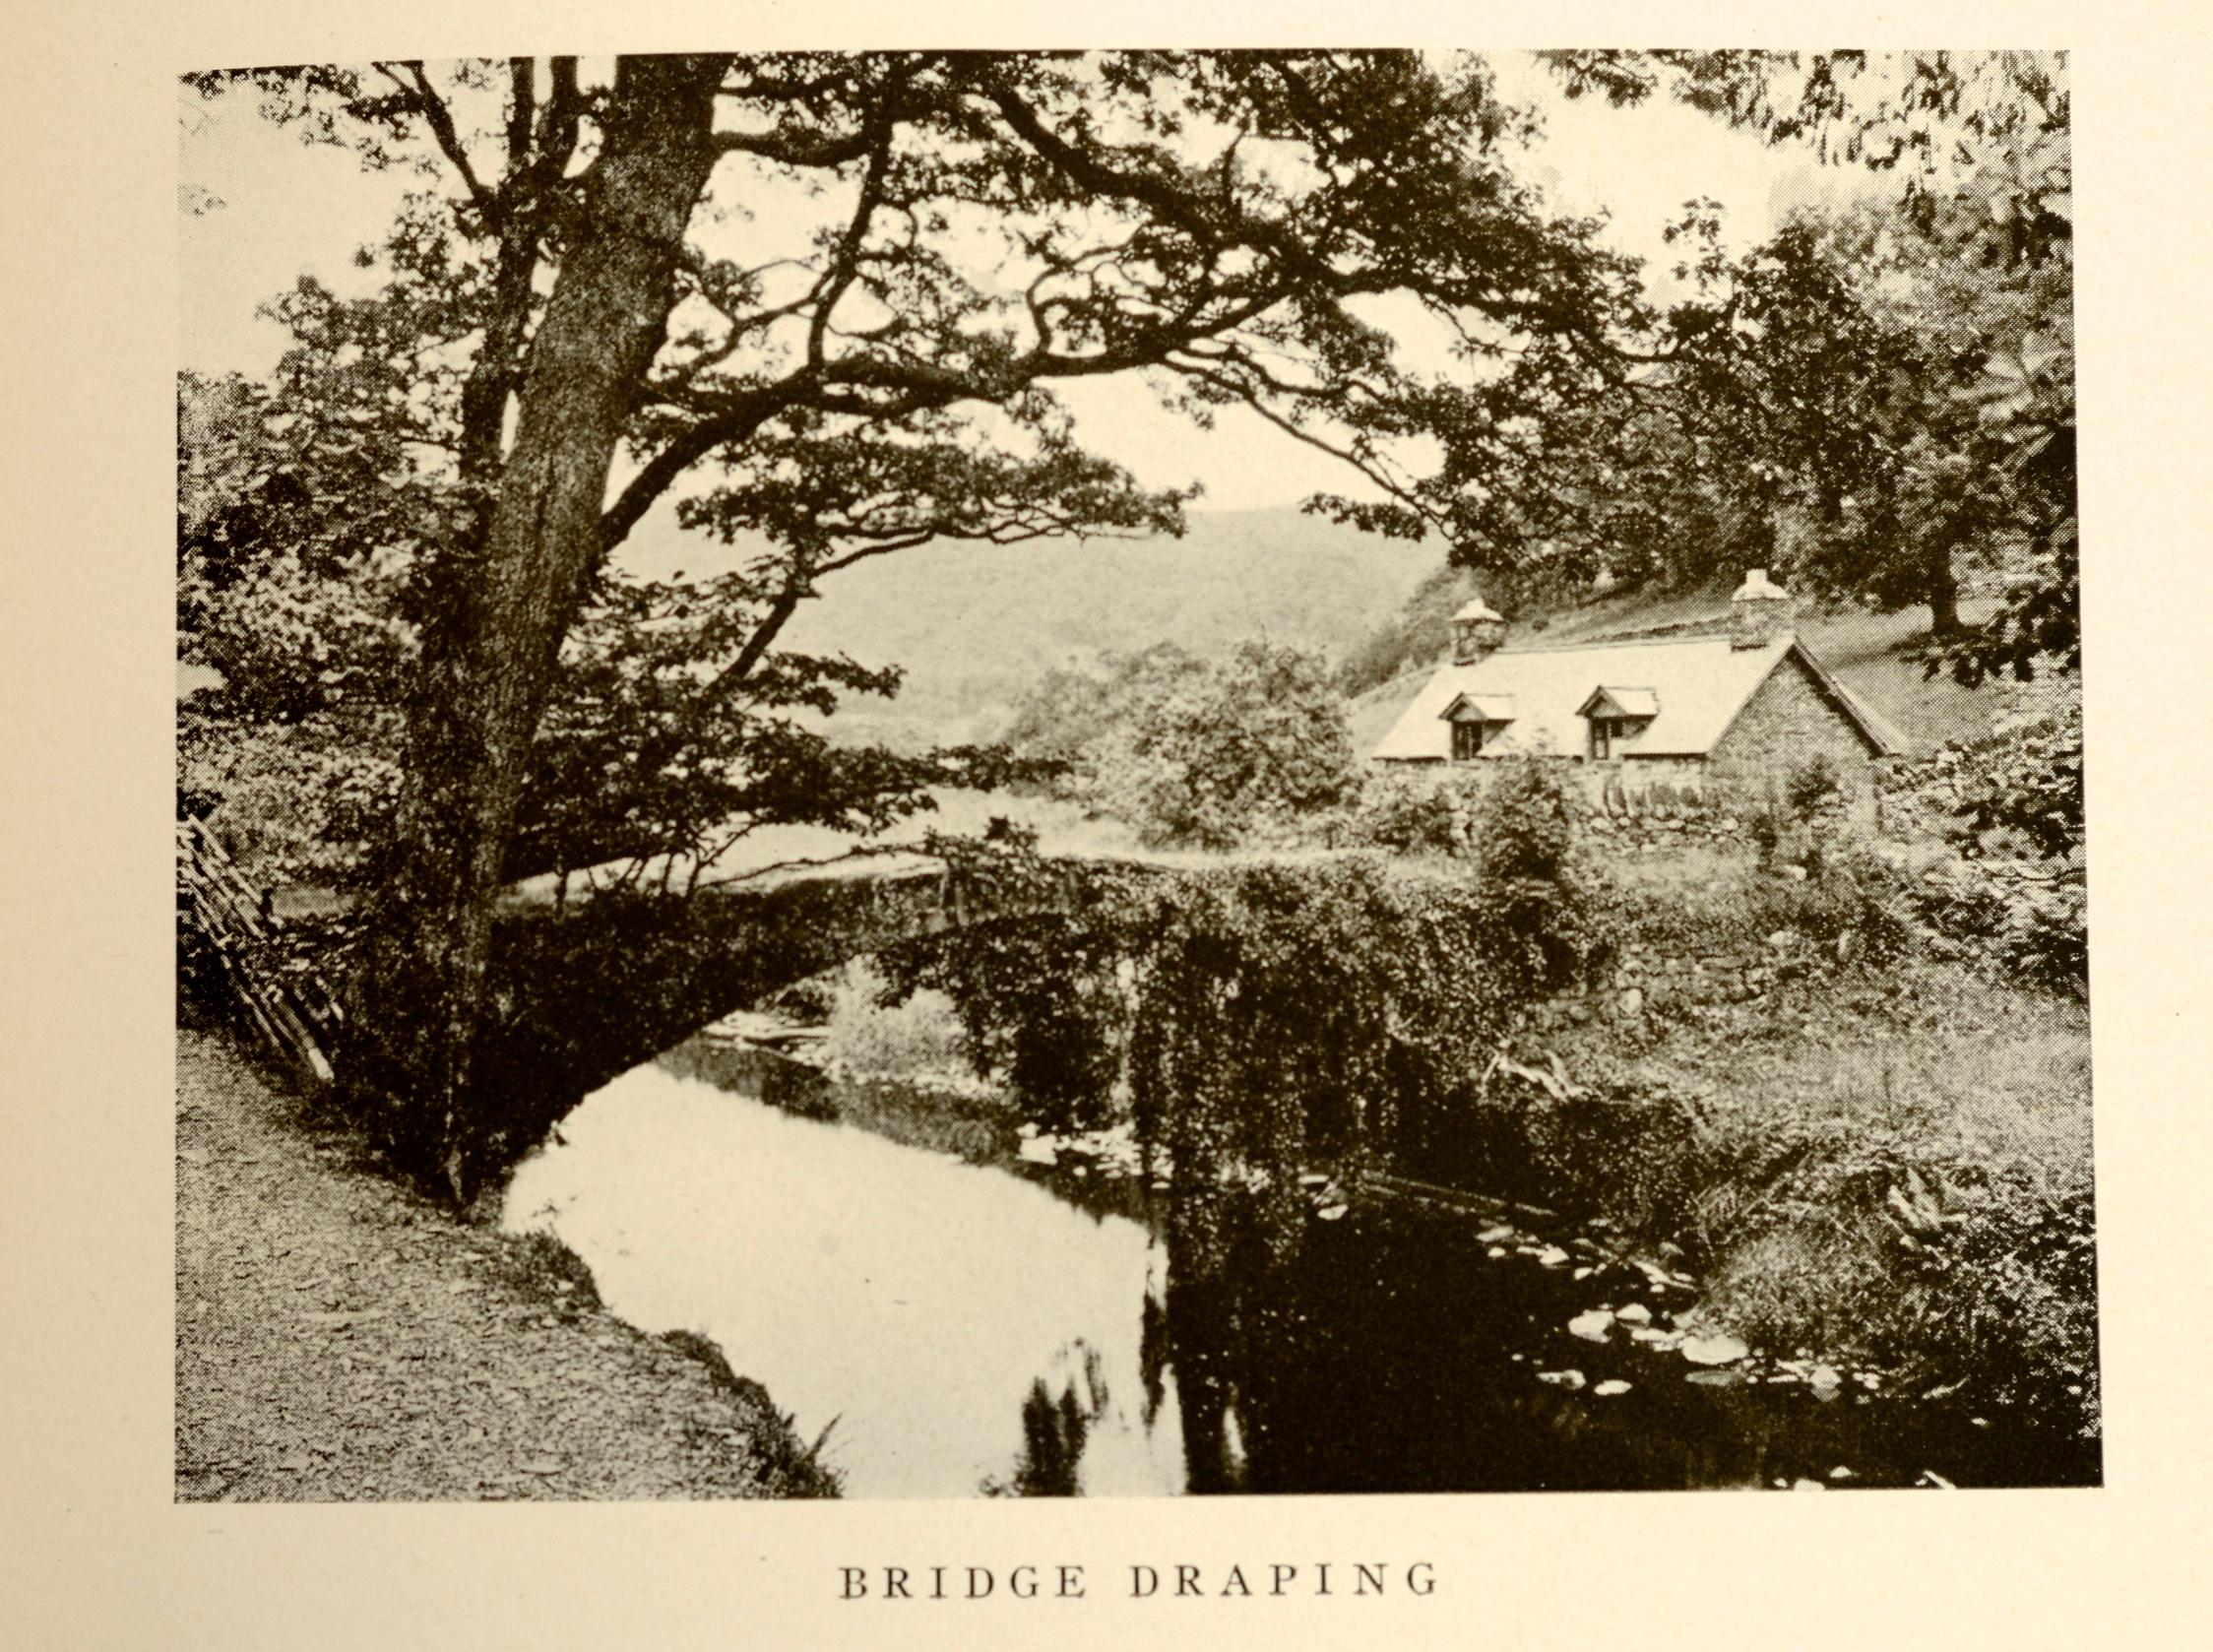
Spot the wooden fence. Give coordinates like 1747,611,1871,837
175,815,342,1086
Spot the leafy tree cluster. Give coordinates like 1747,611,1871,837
1004,639,1363,849
1326,54,2075,684
1558,53,2076,679
177,368,1040,900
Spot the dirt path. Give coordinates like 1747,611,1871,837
174,1024,835,1501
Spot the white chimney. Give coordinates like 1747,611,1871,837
1731,569,1796,650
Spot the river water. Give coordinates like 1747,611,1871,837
501,1037,2097,1497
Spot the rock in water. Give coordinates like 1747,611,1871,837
1681,1332,1749,1366
1614,1303,1653,1326
1593,1379,1632,1397
1567,1308,1614,1343
1537,1369,1586,1390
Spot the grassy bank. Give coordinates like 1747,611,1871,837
1509,951,2095,1434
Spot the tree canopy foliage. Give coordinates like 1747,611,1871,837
182,50,2080,1192
1549,52,2076,679
1003,639,1361,849
1318,53,2076,697
177,366,1044,893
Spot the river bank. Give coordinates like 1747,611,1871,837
772,927,2100,1463
174,1021,836,1501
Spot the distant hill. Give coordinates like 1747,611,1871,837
616,506,1439,744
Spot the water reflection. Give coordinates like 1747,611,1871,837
502,1039,2097,1497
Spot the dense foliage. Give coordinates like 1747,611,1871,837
177,370,1047,894
189,51,1673,1177
1004,639,1363,849
1552,52,2077,680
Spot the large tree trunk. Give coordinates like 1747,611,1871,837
344,56,728,1200
1926,551,1964,640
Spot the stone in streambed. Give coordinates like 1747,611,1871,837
1681,1332,1749,1366
1567,1308,1614,1343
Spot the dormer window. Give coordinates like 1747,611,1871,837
1577,686,1658,762
1439,691,1515,763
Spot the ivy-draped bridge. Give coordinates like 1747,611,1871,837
188,807,1549,1202
476,841,1202,1124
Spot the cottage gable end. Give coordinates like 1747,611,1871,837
1706,648,1892,784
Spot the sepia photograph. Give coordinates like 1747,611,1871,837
168,45,2097,1509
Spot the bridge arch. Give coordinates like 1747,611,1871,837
463,849,1147,1184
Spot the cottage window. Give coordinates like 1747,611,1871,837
1589,718,1612,761
1451,720,1485,762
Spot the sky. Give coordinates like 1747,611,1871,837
176,55,1871,516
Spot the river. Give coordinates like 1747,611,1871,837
502,1035,2098,1497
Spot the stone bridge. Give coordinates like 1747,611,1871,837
466,844,1189,1168
187,808,1345,1186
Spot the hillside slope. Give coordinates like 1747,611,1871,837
614,506,1435,744
615,502,2014,756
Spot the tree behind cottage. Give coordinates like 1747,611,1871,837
188,54,1649,1195
1545,51,2077,679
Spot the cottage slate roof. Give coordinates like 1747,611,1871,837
1369,633,1907,763
1439,690,1517,723
1578,685,1661,721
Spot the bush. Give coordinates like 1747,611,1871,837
1784,750,1847,823
1351,772,1468,856
813,960,977,1084
1466,759,1589,990
1912,858,2086,992
1948,700,2084,861
1014,639,1362,851
1472,756,1579,885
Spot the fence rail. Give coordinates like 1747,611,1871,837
176,815,342,1086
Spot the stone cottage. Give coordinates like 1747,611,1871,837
1369,571,1907,817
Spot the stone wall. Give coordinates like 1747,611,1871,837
1707,652,1884,830
1570,768,1753,850
1529,921,1851,1030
